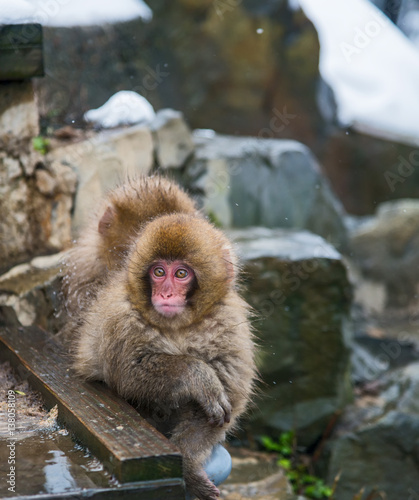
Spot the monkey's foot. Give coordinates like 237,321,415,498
186,469,220,500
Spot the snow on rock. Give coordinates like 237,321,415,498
0,0,34,24
298,0,419,147
0,0,152,27
83,91,156,128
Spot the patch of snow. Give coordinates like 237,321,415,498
0,0,34,24
0,0,152,27
297,0,419,146
83,91,156,128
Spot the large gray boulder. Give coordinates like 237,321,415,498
178,133,348,250
231,227,353,446
322,362,419,500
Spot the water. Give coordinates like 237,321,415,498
0,428,117,497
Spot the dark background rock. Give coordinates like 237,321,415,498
320,362,419,500
231,228,353,446
33,1,419,216
35,1,321,145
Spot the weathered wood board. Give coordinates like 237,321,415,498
0,326,184,497
5,479,185,500
0,24,44,80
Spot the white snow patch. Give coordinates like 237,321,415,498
0,0,152,27
297,0,419,146
0,0,34,23
84,91,156,128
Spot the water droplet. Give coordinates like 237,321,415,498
289,380,293,384
256,28,264,34
273,381,277,385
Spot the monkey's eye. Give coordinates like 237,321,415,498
153,267,165,277
175,268,188,279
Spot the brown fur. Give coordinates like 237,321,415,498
64,177,256,500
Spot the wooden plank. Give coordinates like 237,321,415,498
5,479,185,500
0,326,183,486
0,24,44,80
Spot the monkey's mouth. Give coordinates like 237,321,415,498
155,304,185,317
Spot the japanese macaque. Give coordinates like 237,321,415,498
64,177,256,500
63,176,198,317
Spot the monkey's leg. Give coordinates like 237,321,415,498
170,409,228,500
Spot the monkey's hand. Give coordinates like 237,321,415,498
194,375,232,427
126,352,232,427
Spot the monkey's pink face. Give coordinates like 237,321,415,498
150,260,195,318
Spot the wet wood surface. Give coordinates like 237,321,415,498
0,326,183,493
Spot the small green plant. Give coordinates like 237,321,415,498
261,431,333,499
32,136,50,155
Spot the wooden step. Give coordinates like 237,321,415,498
0,326,184,497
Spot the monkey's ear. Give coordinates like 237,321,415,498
98,206,115,236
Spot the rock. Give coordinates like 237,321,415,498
318,128,419,216
179,133,347,249
34,3,321,147
350,334,419,383
221,471,296,500
47,125,154,235
322,362,419,500
349,198,419,308
0,253,65,333
0,154,77,274
231,227,352,446
151,109,194,169
221,447,297,500
0,81,39,139
33,3,419,217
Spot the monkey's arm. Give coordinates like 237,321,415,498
116,351,232,427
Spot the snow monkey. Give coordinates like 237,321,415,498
63,177,256,500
